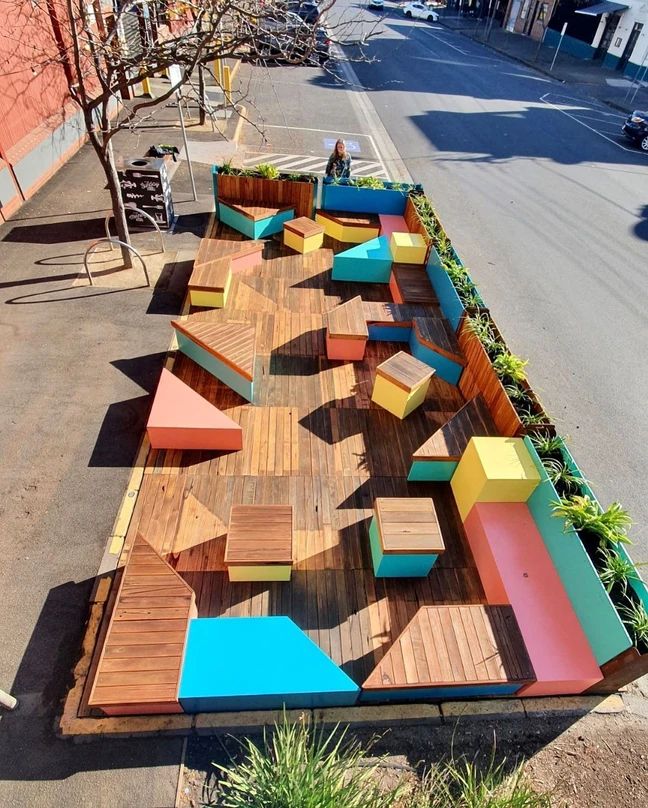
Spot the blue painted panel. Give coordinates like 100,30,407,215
544,29,595,60
218,201,254,238
425,252,465,332
369,519,437,577
360,683,522,702
212,166,219,208
253,207,295,238
367,325,412,342
409,332,463,385
321,182,415,215
179,617,360,712
176,333,254,402
523,437,632,665
408,460,458,482
332,236,393,282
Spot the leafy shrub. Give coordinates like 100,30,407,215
552,495,632,546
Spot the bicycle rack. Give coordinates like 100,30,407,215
83,238,150,287
104,206,165,255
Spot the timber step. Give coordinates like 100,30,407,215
326,296,368,340
88,534,196,716
219,199,294,222
390,265,437,305
413,396,497,462
412,317,464,365
172,315,256,381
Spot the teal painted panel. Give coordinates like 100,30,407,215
218,201,255,238
360,683,522,702
321,181,420,214
408,460,457,482
369,519,437,577
179,617,359,712
409,332,462,385
253,207,295,238
425,252,465,332
332,236,392,283
367,325,411,342
176,333,254,402
523,437,632,665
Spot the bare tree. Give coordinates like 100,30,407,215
2,0,372,267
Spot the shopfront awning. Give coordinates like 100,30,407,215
575,2,629,15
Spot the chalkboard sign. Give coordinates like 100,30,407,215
117,156,175,229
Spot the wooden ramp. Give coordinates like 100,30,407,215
88,534,196,716
362,604,534,698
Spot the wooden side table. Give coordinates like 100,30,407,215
225,505,293,582
369,497,445,578
371,351,434,418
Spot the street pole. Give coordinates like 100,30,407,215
534,24,548,62
485,0,498,42
0,688,18,711
550,22,568,72
626,45,648,104
176,88,198,202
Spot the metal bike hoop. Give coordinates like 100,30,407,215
104,207,165,255
83,238,150,287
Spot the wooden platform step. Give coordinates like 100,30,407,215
316,209,380,244
409,396,497,481
88,534,197,716
326,295,369,340
219,199,295,239
220,199,294,222
390,265,437,305
362,605,535,698
189,238,264,309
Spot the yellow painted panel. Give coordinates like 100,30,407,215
189,290,225,308
402,377,430,417
372,374,429,419
340,225,380,244
316,214,343,240
302,232,324,253
228,565,292,582
390,232,427,264
450,437,541,521
283,227,303,253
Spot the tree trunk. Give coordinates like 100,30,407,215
198,65,206,126
103,140,133,269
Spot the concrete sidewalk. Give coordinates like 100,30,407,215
439,13,648,113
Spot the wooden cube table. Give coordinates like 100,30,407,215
283,217,324,254
369,498,445,578
225,505,293,582
371,351,434,419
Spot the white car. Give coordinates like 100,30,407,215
368,0,384,8
402,2,439,20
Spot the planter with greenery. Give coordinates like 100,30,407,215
320,177,423,215
212,162,317,219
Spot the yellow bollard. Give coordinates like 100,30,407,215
223,65,232,106
213,58,223,85
140,75,154,98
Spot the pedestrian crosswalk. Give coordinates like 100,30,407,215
241,152,389,178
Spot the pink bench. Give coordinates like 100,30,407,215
463,502,601,696
378,214,409,239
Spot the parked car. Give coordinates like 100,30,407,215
622,110,648,152
368,0,385,9
402,2,439,20
284,0,320,25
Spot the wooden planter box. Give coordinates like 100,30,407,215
212,166,316,219
321,180,421,215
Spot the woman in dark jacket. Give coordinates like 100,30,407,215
325,139,351,180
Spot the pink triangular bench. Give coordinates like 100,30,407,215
147,368,243,450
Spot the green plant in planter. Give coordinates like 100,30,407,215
530,433,564,457
254,163,280,179
353,176,385,189
219,160,236,175
465,313,502,357
552,495,633,546
620,599,648,648
598,547,646,595
519,409,551,427
542,457,585,496
493,352,528,383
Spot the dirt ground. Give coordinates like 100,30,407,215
179,699,648,808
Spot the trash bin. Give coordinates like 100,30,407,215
117,156,175,229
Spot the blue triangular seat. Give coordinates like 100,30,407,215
178,617,360,712
332,236,392,283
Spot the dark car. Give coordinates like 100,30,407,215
622,110,648,152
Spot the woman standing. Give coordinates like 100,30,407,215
325,138,351,180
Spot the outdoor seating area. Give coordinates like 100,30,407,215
80,169,648,720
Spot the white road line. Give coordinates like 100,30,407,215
416,27,471,55
540,92,646,156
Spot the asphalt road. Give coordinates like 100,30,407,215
245,2,648,559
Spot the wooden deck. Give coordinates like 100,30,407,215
106,222,492,693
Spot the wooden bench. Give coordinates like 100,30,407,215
283,216,324,254
408,396,497,482
390,265,437,305
464,502,602,695
315,209,380,244
189,239,264,308
362,301,424,342
88,534,196,716
362,605,535,699
147,368,243,451
409,316,466,385
225,504,294,581
171,316,256,402
369,497,445,577
372,350,434,419
218,198,295,239
325,296,369,361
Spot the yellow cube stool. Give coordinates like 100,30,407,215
450,437,541,521
372,351,434,419
283,217,324,254
389,232,428,265
225,504,293,582
188,257,232,308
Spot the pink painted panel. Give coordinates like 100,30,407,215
325,334,367,361
230,247,264,274
464,502,601,695
379,214,409,239
389,272,404,305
